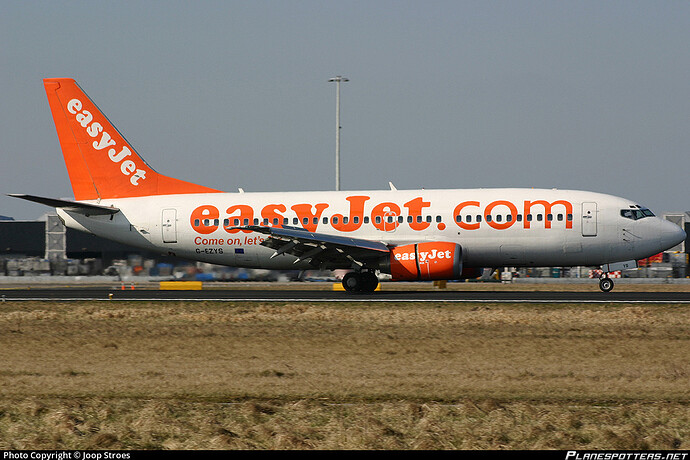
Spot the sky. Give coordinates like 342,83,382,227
1,1,689,220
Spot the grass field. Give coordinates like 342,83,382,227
1,294,689,449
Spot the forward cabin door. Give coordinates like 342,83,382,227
162,208,178,243
581,202,597,237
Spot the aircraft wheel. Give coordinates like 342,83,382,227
599,277,614,292
361,272,379,293
342,272,361,292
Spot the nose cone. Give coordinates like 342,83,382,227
659,219,687,252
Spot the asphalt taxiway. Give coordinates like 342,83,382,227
1,288,689,303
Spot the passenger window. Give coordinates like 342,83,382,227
364,216,370,224
537,214,543,222
375,216,381,224
323,217,328,224
485,215,492,222
506,215,512,222
476,215,482,222
194,219,200,226
343,217,348,224
456,215,462,223
547,214,553,221
466,215,472,223
254,218,259,225
417,216,422,223
203,219,209,226
496,215,502,223
526,214,532,222
303,217,309,225
293,218,299,225
426,216,432,223
517,214,522,222
273,218,279,225
557,214,563,221
332,216,339,224
567,214,573,221
263,218,269,225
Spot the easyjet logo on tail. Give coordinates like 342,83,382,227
66,98,147,186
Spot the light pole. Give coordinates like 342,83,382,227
329,76,348,191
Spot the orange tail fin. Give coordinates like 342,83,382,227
43,78,221,200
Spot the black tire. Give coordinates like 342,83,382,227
599,277,614,292
342,272,361,292
361,272,379,293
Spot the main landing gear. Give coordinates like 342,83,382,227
342,271,379,293
599,274,614,292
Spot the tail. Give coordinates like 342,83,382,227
43,78,221,200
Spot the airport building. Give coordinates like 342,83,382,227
0,212,688,281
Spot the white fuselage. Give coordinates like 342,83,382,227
57,187,683,271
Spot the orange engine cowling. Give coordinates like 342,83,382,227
389,242,462,281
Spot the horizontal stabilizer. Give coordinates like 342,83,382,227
8,194,120,216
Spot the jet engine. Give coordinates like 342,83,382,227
386,242,463,281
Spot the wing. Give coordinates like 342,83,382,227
235,225,390,269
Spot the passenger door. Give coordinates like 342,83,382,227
581,202,597,237
161,208,177,243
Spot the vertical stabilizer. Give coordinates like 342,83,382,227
43,78,221,200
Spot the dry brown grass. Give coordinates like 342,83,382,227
0,398,687,450
1,299,689,449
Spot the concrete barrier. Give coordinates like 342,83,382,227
333,282,381,291
160,281,203,290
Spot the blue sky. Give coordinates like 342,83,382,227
2,1,688,219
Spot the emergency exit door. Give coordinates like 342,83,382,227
162,209,177,243
581,202,597,237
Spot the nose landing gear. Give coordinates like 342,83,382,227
599,275,614,292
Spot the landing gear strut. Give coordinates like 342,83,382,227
599,275,614,292
342,271,379,293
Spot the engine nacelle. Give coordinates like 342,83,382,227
388,242,462,281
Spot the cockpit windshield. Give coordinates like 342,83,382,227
620,206,655,220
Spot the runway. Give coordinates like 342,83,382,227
2,288,689,303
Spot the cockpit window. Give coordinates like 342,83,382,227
620,207,655,220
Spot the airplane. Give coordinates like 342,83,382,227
10,78,687,293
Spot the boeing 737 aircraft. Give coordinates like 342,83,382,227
10,78,686,292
